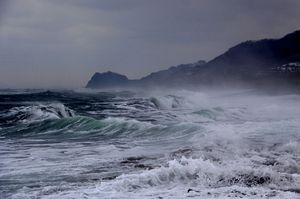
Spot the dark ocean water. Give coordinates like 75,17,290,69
0,89,299,199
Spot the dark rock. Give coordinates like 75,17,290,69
86,71,129,88
187,188,200,193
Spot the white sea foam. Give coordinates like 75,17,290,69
12,157,299,199
2,89,300,199
7,103,75,123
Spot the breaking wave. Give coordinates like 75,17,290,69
100,157,298,191
1,103,75,125
1,89,300,199
21,156,300,199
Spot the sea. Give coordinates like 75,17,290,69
0,89,299,199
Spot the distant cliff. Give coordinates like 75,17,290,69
86,60,206,88
140,60,206,87
194,30,300,85
86,30,300,89
86,71,130,88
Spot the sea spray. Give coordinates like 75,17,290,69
1,89,299,199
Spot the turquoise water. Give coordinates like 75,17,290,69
0,89,299,198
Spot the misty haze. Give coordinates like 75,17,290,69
0,1,300,199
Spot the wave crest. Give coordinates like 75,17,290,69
3,103,75,125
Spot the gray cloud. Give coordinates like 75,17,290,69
0,0,300,88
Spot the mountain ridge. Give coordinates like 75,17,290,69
86,30,300,89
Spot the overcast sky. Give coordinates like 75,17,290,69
0,0,299,88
